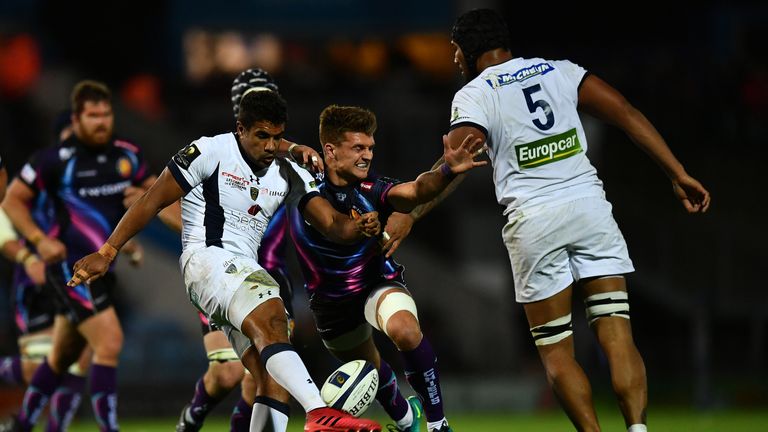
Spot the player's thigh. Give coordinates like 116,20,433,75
363,282,421,339
580,276,634,347
310,292,371,353
502,204,576,304
48,315,87,370
523,285,576,358
203,328,235,352
567,197,634,282
183,247,281,333
77,306,123,354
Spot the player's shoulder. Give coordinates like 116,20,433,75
197,132,236,152
185,132,236,159
112,137,142,154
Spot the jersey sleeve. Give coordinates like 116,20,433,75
552,60,589,93
449,83,490,136
166,138,219,194
365,175,402,212
283,160,320,214
17,149,56,195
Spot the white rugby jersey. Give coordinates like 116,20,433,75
450,57,605,215
167,132,319,260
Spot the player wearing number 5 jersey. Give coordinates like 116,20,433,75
447,9,710,432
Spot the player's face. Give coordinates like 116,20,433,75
73,101,113,146
238,120,285,170
329,132,375,182
451,41,469,79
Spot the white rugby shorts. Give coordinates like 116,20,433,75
180,246,281,357
502,196,634,303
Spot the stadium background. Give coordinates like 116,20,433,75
0,0,765,429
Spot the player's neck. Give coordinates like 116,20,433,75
476,49,513,73
326,169,355,188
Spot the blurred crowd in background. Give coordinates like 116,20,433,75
0,0,765,418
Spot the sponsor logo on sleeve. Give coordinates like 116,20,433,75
20,164,37,184
515,128,582,169
173,143,201,170
450,106,471,124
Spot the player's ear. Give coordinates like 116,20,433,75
236,121,245,137
324,143,336,159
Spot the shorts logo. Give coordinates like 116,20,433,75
173,143,201,170
250,187,259,200
516,128,582,169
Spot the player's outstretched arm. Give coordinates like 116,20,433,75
386,133,487,213
67,168,185,286
302,196,380,244
124,185,183,233
382,138,488,257
578,74,710,213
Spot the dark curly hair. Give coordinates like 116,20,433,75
238,89,288,129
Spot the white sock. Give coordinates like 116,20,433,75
427,418,448,431
628,425,647,432
395,401,413,429
263,349,325,412
267,407,289,431
250,403,268,431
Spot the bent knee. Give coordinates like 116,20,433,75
386,312,422,351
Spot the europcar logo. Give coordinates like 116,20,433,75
484,62,555,89
516,128,582,169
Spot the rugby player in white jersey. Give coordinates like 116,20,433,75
67,89,384,432
446,9,711,432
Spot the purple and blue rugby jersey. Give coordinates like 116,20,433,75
290,174,405,299
258,203,289,275
17,135,150,268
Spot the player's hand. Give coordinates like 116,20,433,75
36,237,67,263
443,133,488,175
123,186,145,209
354,211,381,237
672,174,710,213
121,239,144,267
67,252,110,286
382,212,414,258
23,256,46,285
290,144,325,174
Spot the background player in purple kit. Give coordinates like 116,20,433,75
1,80,156,431
290,105,486,432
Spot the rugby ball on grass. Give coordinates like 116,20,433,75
320,360,379,417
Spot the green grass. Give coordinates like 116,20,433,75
65,408,768,431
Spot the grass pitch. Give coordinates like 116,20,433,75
65,408,768,431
